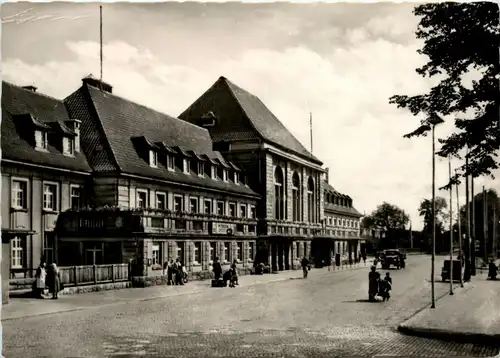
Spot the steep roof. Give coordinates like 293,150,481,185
65,83,259,198
323,181,363,217
1,82,91,173
179,76,322,165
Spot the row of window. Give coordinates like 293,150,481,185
135,189,256,218
274,167,317,223
11,178,82,211
325,216,359,228
151,241,255,266
149,151,243,185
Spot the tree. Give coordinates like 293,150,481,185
418,196,449,234
418,197,449,252
389,3,500,189
363,202,410,248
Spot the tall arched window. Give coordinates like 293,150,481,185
274,166,284,220
307,177,314,223
292,172,301,222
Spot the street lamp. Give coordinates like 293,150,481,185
428,113,445,309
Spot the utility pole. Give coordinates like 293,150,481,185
465,153,471,264
471,176,476,276
483,186,489,263
493,204,497,259
431,121,437,308
455,169,464,288
448,156,454,295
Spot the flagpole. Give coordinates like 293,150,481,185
309,112,313,154
449,156,454,295
99,5,103,91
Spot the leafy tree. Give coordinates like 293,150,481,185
418,196,449,234
389,2,500,188
363,202,410,248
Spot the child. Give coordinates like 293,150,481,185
381,272,392,301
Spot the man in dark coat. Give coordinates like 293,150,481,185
368,265,381,301
213,257,222,281
301,257,310,278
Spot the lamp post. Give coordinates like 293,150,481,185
455,169,464,288
429,113,444,309
448,155,454,295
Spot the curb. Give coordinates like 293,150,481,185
397,325,500,347
396,283,500,346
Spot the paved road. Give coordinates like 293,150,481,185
3,255,499,358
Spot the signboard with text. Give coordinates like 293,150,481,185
212,222,236,235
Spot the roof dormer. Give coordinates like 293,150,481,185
48,121,77,156
155,141,177,171
228,161,241,184
172,146,192,174
15,113,50,152
187,150,206,177
131,136,160,168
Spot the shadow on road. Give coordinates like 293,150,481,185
342,299,377,303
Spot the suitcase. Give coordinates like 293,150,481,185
211,279,226,288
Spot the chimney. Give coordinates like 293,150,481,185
65,119,82,153
22,85,37,92
325,167,329,183
82,74,113,93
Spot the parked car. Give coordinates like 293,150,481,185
380,249,401,269
441,260,463,282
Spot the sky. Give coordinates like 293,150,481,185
2,2,499,230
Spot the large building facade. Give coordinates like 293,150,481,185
1,82,92,278
2,75,364,280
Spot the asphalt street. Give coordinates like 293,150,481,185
3,255,499,358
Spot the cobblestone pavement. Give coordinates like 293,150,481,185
4,255,499,358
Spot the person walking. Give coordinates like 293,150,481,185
362,252,367,266
33,261,47,299
231,259,239,286
213,257,222,281
301,256,310,279
46,263,61,299
166,260,174,285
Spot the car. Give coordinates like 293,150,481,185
441,259,463,282
380,249,401,269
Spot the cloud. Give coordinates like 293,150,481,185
3,5,499,231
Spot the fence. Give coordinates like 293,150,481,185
58,264,130,287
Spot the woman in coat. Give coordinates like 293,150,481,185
46,263,61,299
34,262,47,299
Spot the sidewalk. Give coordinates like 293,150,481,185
398,272,500,346
2,260,372,321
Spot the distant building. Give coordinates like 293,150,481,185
1,82,92,278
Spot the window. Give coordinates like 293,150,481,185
71,185,81,210
137,190,148,208
236,242,243,261
204,200,212,214
194,242,202,264
209,242,216,263
223,242,230,262
217,201,225,216
152,244,160,265
236,223,244,233
250,206,256,219
274,166,285,220
43,183,57,211
184,159,190,174
11,236,23,269
229,202,236,217
307,177,314,223
149,150,158,167
240,204,247,218
248,242,254,261
43,233,55,263
35,130,48,150
216,167,223,180
292,172,301,222
174,195,183,212
12,180,27,209
198,163,204,176
63,137,74,156
156,192,166,210
211,165,217,179
234,172,240,184
176,242,184,263
167,155,175,170
190,197,198,213
223,169,228,182
193,221,203,231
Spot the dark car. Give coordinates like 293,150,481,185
441,260,463,282
380,249,401,269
